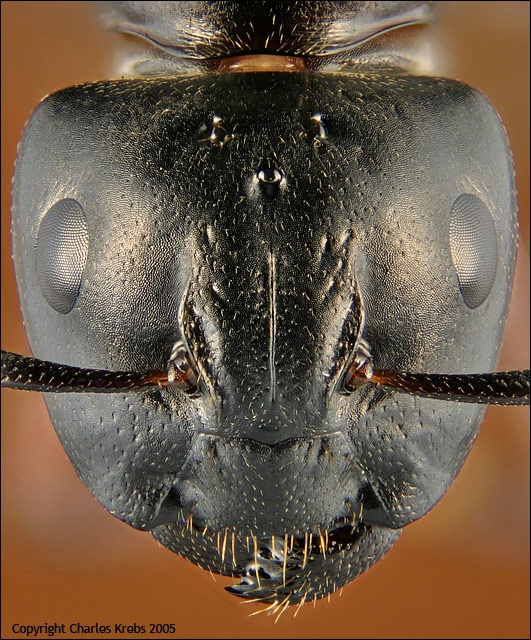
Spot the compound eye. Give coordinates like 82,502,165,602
449,193,498,309
36,199,89,314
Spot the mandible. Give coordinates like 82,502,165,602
2,0,529,619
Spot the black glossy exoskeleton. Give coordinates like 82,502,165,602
2,1,530,620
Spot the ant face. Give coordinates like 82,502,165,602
2,0,528,632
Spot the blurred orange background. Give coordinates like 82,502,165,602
1,2,529,638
